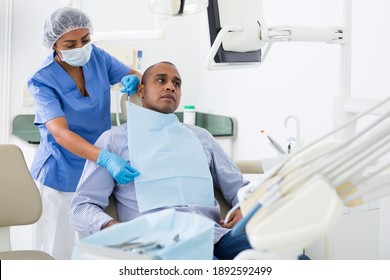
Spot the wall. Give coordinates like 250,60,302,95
11,0,390,163
5,0,390,258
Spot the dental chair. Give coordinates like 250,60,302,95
0,144,54,260
104,95,264,220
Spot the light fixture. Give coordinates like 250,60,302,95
149,0,208,16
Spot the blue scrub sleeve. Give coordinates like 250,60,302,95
28,79,64,126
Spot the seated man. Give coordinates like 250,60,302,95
70,61,252,260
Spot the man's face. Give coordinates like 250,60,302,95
138,63,182,114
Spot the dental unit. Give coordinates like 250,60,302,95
225,96,390,259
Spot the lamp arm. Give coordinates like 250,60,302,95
261,25,344,44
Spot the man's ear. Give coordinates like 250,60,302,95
137,84,145,99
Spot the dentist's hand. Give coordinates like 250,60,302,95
121,75,139,94
97,149,139,184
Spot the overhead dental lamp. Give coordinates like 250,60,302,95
149,0,208,16
206,0,345,69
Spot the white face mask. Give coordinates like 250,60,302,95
57,42,92,67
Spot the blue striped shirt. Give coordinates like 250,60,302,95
70,123,249,243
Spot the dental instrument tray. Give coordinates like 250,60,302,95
78,209,214,260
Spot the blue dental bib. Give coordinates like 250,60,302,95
126,102,214,212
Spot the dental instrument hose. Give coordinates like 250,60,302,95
231,185,281,237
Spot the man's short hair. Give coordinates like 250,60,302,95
141,61,176,85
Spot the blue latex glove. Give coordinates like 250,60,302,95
121,75,139,95
97,149,139,184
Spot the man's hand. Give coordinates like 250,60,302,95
219,208,243,229
101,219,119,230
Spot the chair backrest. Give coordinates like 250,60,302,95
234,160,263,174
0,144,42,253
105,194,119,221
0,144,42,227
120,93,141,122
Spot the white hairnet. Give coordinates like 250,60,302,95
43,7,93,50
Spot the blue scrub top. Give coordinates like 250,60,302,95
28,44,130,192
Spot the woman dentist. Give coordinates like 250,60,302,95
28,7,140,259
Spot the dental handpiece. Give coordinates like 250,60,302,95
261,130,286,154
